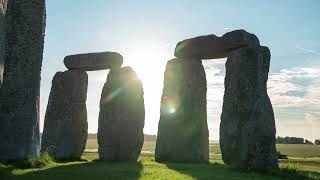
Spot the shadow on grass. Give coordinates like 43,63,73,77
0,160,143,180
1,158,319,180
164,162,320,180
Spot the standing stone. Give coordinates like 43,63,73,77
0,0,46,160
0,0,7,86
41,70,88,160
64,52,123,71
220,46,278,172
155,58,208,163
98,67,145,161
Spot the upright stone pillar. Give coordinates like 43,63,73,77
98,67,145,161
220,46,278,172
0,0,46,160
0,0,7,85
41,70,88,160
155,58,209,163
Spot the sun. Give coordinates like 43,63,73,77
123,42,171,134
124,43,168,80
123,42,170,88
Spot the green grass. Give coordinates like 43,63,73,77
13,152,54,169
86,139,320,158
1,142,319,180
277,144,320,158
1,153,319,180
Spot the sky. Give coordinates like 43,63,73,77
41,0,320,141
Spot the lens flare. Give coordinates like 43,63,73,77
168,107,176,114
100,87,123,105
162,96,178,115
100,75,138,106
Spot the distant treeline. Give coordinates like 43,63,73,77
276,136,320,145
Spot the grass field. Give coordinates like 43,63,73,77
1,141,319,180
1,153,319,180
86,139,320,158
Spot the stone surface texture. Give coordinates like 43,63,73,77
0,0,7,85
64,52,123,71
0,0,46,160
174,30,259,59
155,58,209,163
98,67,145,161
41,70,88,160
222,30,260,48
220,46,278,172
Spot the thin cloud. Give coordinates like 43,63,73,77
295,45,320,56
268,66,320,109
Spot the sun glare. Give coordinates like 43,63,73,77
123,42,171,134
124,43,168,81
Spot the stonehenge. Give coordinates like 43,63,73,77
156,29,278,172
0,0,46,160
41,70,88,160
155,58,208,163
220,46,278,172
98,67,145,161
0,0,278,172
41,52,128,160
41,52,145,161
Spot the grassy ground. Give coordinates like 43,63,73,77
1,153,319,180
1,142,319,180
87,139,320,158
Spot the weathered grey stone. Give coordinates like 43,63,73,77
174,30,259,59
155,58,208,163
220,46,278,172
64,52,123,71
0,0,7,86
221,30,260,48
0,0,46,161
41,70,88,160
98,67,145,161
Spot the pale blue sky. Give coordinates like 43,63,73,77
42,0,320,140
